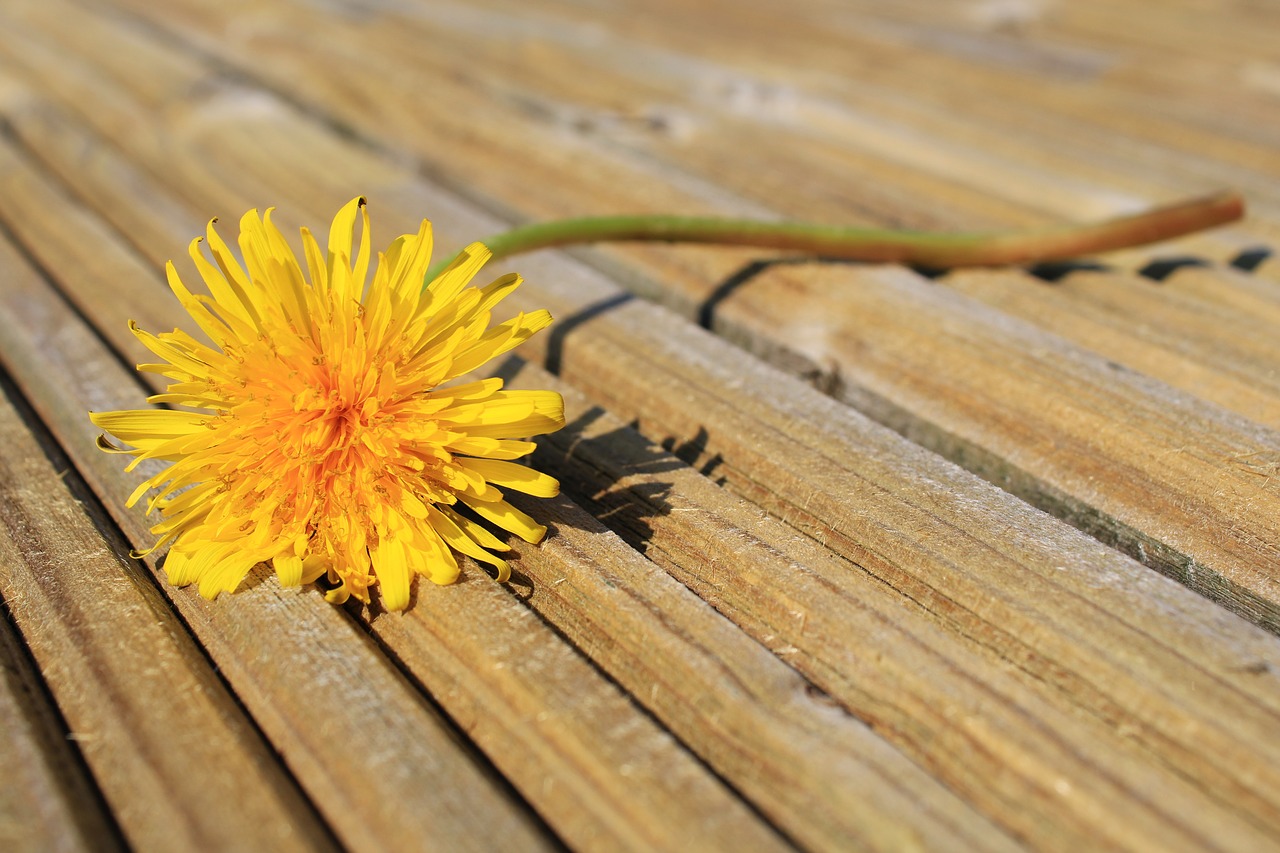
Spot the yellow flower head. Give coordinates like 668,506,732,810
91,198,564,610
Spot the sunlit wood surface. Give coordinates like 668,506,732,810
1,0,1279,850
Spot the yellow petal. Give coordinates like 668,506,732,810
301,556,330,584
388,219,434,296
408,524,460,585
327,197,368,304
274,552,304,587
464,497,548,544
420,242,492,314
425,505,509,572
199,226,262,330
445,309,553,379
197,551,256,598
164,541,226,587
90,409,210,443
458,457,560,497
371,535,412,611
447,437,536,461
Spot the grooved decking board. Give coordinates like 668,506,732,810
0,573,120,853
502,355,1280,848
0,152,795,853
0,376,334,851
362,580,800,852
0,148,816,853
707,261,1280,627
942,268,1280,428
518,290,1280,847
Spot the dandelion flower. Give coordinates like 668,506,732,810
91,198,564,610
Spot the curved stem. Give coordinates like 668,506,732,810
426,190,1244,282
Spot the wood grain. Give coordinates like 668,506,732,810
362,560,795,852
0,582,119,853
0,375,334,851
709,261,1280,627
503,490,1018,852
509,355,1280,849
942,268,1280,428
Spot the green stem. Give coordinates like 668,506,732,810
426,191,1244,282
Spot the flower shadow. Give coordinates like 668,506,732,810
530,405,681,556
697,247,1248,326
697,256,1127,326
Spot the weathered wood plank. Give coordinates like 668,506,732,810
119,0,1280,220
699,261,1280,627
88,0,1278,301
1253,256,1280,285
500,354,1280,851
380,520,1010,853
366,577,796,853
1164,265,1280,325
0,374,335,851
499,489,1025,852
0,582,119,853
3,3,1280,849
554,0,1280,191
506,282,1280,836
2,0,1268,302
0,81,812,853
943,267,1280,428
0,113,1076,848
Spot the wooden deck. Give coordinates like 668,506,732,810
2,0,1279,850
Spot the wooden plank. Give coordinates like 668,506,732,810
97,0,1280,237
1251,254,1280,285
6,54,1280,852
695,260,1280,627
499,354,1280,852
943,267,1280,428
0,583,119,853
0,375,334,851
2,0,1267,313
365,578,796,853
1164,265,1280,324
0,102,1089,847
167,0,1280,278
613,0,1280,187
508,287,1280,842
495,490,1026,852
408,0,1172,221
377,523,1007,853
0,238,557,853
